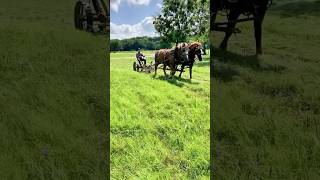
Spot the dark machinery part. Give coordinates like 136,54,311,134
74,0,109,34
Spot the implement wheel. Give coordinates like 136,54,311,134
133,62,137,71
74,1,84,30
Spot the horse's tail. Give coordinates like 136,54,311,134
154,50,159,63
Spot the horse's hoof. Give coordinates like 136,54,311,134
220,46,227,50
255,52,262,57
219,43,227,50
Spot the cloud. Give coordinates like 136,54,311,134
128,0,151,6
156,3,162,9
111,0,122,12
111,17,158,39
111,0,152,12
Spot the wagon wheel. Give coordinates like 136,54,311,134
74,1,84,30
137,66,142,72
133,62,137,71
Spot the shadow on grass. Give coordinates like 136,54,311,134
213,48,286,73
271,0,320,17
153,74,199,87
212,63,239,82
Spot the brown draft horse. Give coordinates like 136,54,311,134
154,43,189,78
178,42,203,79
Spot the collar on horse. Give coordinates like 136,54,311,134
174,46,180,63
174,44,190,65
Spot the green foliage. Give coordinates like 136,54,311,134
0,0,107,178
212,0,320,178
154,0,209,43
111,51,210,178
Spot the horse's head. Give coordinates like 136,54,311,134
189,42,203,61
176,42,189,62
195,48,203,61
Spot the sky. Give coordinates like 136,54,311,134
110,0,162,40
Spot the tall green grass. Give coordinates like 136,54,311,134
212,0,320,179
110,51,210,179
0,0,108,178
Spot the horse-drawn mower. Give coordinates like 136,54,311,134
74,0,109,34
132,58,184,75
132,42,204,79
133,58,154,73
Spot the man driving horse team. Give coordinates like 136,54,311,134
136,48,147,67
135,42,203,78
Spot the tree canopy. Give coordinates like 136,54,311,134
153,0,209,44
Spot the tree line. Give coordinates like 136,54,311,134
110,36,172,51
111,36,209,52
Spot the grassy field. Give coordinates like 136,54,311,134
0,0,108,178
212,0,320,179
110,51,210,178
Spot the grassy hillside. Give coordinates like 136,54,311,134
0,1,108,178
212,0,320,179
110,51,210,179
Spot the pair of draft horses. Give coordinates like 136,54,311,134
211,0,271,55
154,42,204,79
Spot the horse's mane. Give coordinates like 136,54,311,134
175,42,189,49
189,42,202,51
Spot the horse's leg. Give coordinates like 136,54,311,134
163,63,168,77
169,62,176,79
189,64,193,79
179,64,185,78
219,10,241,50
254,6,267,55
172,65,176,76
170,70,175,79
154,62,159,76
210,1,218,31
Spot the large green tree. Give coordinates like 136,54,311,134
153,0,209,44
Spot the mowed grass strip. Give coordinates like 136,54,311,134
110,51,210,179
212,0,320,179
